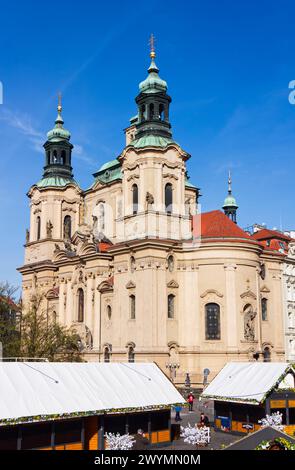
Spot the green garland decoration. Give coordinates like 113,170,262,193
0,402,185,427
255,438,295,450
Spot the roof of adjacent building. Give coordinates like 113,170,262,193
252,229,292,242
0,362,185,426
197,210,251,240
225,426,295,450
201,362,295,405
251,229,292,254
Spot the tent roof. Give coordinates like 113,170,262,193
201,362,295,405
0,362,185,425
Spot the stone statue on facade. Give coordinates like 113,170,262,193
244,305,257,341
146,192,154,208
46,220,53,238
25,229,30,243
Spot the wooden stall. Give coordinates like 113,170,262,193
201,362,295,436
0,362,184,450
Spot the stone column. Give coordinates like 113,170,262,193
224,264,238,351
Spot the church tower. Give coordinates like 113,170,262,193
223,170,238,223
119,36,198,241
42,94,74,185
24,97,81,267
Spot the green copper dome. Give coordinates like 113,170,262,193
223,194,238,209
47,104,71,142
139,59,167,94
36,175,79,188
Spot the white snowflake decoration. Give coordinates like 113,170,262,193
258,411,284,431
180,423,211,446
105,432,135,450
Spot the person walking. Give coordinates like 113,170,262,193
174,405,182,422
187,391,195,412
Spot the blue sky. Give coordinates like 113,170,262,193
0,0,295,288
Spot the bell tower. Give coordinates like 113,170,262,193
135,34,172,140
42,94,74,182
223,171,238,223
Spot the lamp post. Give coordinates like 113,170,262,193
166,362,180,382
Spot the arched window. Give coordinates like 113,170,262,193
52,150,58,163
261,298,268,321
52,311,57,323
77,288,84,322
63,215,72,240
263,346,271,362
107,305,112,320
159,103,165,120
141,105,146,121
132,184,138,214
167,255,174,272
149,103,154,120
61,150,66,165
205,303,220,340
130,295,136,319
46,151,50,165
36,216,41,240
98,203,105,231
130,256,136,273
168,294,175,319
128,346,135,363
104,346,111,363
165,183,173,213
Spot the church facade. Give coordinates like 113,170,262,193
19,47,287,386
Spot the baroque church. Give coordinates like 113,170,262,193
19,43,290,386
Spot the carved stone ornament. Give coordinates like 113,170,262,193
46,220,53,238
244,305,257,341
146,192,154,207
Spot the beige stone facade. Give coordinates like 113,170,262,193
18,52,287,386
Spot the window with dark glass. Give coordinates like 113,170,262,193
107,305,112,320
168,294,175,319
77,288,84,322
132,184,138,214
61,150,66,165
261,298,268,321
36,216,41,240
205,303,220,340
130,295,136,319
165,183,173,213
63,215,72,240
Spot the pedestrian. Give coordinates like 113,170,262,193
187,391,195,412
199,412,210,427
174,405,182,422
133,429,150,450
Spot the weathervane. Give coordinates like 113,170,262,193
58,91,62,113
149,33,156,59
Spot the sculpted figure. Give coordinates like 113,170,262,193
244,305,256,341
46,220,53,238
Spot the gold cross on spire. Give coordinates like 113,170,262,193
149,33,156,59
57,92,62,113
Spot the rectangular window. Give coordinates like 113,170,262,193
130,295,136,319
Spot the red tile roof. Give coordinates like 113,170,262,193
252,229,291,242
193,210,251,239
